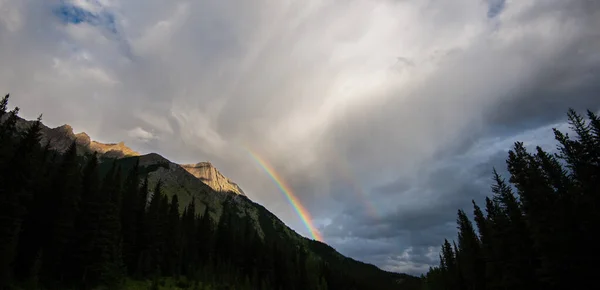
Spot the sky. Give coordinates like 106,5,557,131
1,0,600,275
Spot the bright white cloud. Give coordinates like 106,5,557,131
128,126,156,142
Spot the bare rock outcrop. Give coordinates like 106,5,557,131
181,162,245,196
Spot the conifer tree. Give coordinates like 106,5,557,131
181,199,197,277
0,105,19,146
70,153,102,287
144,181,166,276
13,142,54,283
0,115,43,286
41,141,81,285
99,163,125,286
0,94,8,120
507,142,562,288
134,176,149,278
552,110,598,284
440,239,457,290
121,159,140,274
455,209,483,290
197,206,214,260
588,110,600,143
165,194,182,277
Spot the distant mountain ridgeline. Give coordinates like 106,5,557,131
0,94,421,290
422,109,600,290
5,110,244,198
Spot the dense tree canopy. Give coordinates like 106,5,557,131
422,109,600,290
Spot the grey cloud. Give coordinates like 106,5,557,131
324,156,494,244
330,237,442,275
323,120,570,272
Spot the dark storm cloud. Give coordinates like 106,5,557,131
323,116,579,272
324,156,494,239
486,50,600,134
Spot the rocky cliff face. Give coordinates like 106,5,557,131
9,117,140,158
89,140,140,158
181,162,246,196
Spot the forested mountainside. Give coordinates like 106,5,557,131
421,109,600,290
0,94,421,290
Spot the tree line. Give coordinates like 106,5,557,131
422,108,599,290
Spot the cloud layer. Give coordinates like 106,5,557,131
1,0,600,274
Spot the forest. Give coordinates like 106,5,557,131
0,93,421,290
4,90,595,290
421,109,599,290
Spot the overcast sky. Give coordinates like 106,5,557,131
1,0,600,275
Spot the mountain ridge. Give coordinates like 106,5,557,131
8,115,246,197
2,110,421,289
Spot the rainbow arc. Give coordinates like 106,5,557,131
245,148,324,242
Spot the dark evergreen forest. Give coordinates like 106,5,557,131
422,109,599,290
0,94,421,290
6,91,594,290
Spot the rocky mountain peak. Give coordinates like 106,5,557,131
75,132,91,147
139,153,170,167
89,140,140,158
8,116,139,158
57,124,74,134
181,162,245,196
189,161,214,169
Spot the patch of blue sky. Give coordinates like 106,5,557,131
487,0,506,18
53,1,117,34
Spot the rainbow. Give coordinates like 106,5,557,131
245,149,324,242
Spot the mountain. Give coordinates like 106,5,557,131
12,118,308,243
11,117,140,158
181,162,246,196
1,102,421,290
10,116,246,198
